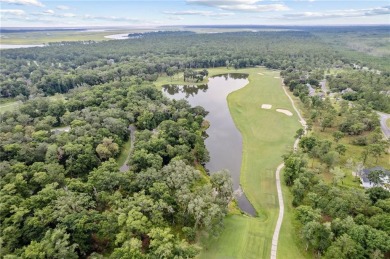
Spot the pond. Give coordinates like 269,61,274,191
162,73,256,216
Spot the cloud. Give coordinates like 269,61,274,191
43,9,55,15
83,14,140,22
0,0,44,7
283,6,390,19
167,16,185,20
61,13,76,18
187,0,289,12
56,5,70,10
164,10,234,17
0,9,26,16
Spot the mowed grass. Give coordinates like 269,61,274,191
199,67,310,258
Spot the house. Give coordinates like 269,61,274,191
360,166,390,190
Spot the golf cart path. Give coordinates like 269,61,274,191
271,81,307,259
119,125,136,172
377,111,390,139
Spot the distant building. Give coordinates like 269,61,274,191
360,166,390,190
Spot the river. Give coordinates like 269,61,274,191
162,73,256,216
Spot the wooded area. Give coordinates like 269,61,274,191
1,27,389,258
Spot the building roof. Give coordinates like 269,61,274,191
361,167,390,183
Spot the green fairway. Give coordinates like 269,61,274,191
199,67,310,258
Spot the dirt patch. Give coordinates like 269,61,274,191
276,109,293,116
261,104,272,109
258,73,264,75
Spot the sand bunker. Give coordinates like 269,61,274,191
274,76,280,79
258,73,264,75
261,104,272,109
276,109,293,116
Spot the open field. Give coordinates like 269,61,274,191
198,67,308,258
0,29,154,45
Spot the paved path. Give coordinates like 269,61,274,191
271,81,307,259
377,111,390,139
120,125,136,172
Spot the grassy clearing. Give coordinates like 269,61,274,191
0,94,65,114
0,100,21,114
116,138,132,167
199,67,309,258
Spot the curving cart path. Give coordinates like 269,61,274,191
271,81,307,259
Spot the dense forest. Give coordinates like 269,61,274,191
1,28,389,258
0,80,232,257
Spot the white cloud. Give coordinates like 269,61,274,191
188,0,259,5
56,5,70,10
167,16,185,20
43,9,55,15
0,0,44,7
219,4,288,12
61,13,76,18
164,10,234,17
0,9,25,16
187,0,289,12
283,6,390,19
83,14,140,22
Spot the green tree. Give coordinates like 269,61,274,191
330,167,345,185
324,234,364,259
333,131,344,143
335,144,347,156
21,228,78,259
367,170,385,187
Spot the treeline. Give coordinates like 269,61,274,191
0,80,232,258
1,31,346,98
283,152,390,258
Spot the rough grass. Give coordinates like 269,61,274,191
199,67,309,259
0,100,21,114
116,138,132,167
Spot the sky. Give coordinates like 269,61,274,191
0,0,389,27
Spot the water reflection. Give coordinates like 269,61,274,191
163,84,209,97
162,73,256,216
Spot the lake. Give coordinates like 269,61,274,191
162,73,256,216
